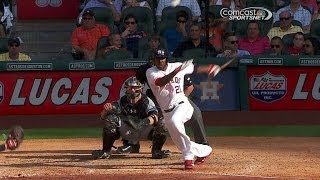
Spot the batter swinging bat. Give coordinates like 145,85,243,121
209,57,236,77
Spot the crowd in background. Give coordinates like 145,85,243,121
1,0,320,61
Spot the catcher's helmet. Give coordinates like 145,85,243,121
124,77,143,100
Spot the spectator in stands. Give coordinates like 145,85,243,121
156,0,201,22
268,10,303,39
210,0,245,10
303,36,320,55
141,34,163,59
273,0,312,33
79,0,121,24
163,10,189,53
201,12,228,53
121,14,146,58
97,33,126,59
265,36,288,55
238,21,270,55
301,0,319,21
217,31,250,57
71,10,111,60
0,22,5,37
122,0,151,11
287,32,305,55
172,22,217,57
0,37,31,61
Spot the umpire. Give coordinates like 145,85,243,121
92,77,170,159
136,52,209,146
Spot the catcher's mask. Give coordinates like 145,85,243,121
124,77,143,103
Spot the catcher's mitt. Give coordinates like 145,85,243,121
5,126,24,151
124,115,150,130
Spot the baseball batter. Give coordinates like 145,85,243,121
136,59,209,146
92,77,170,159
146,48,223,170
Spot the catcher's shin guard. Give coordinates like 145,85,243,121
151,120,171,159
102,121,120,152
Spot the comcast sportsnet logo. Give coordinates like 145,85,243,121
220,7,272,21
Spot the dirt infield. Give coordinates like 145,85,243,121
1,137,320,179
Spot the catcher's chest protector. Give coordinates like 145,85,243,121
120,95,149,118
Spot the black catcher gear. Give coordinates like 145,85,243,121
151,118,171,159
124,76,144,100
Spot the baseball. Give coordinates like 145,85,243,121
171,0,181,7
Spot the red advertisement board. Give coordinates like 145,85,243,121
17,0,80,20
247,67,320,110
0,70,135,115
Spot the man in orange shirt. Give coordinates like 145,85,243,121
71,10,111,60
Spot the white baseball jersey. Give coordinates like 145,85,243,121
146,62,194,111
146,62,212,161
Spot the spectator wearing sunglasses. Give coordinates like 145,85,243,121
121,14,146,58
268,10,303,40
0,37,31,61
273,0,312,33
266,36,288,55
71,10,111,60
287,32,305,55
302,36,320,55
163,10,189,53
217,32,250,58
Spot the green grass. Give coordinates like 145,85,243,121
1,125,320,140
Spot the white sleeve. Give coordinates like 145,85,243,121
156,0,165,16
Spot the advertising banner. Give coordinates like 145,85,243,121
247,67,320,110
17,0,80,20
191,69,240,111
0,70,135,115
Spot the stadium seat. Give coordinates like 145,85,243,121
208,5,224,18
273,20,303,28
182,48,206,58
138,36,168,59
0,38,9,54
232,20,250,37
122,6,154,34
104,49,133,60
282,33,295,47
86,7,114,32
310,19,320,39
95,36,109,59
258,18,274,36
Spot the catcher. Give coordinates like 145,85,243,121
92,77,170,159
0,126,24,152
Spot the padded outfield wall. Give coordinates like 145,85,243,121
0,56,320,128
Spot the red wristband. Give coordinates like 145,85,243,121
207,64,216,74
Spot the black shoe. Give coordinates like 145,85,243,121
91,150,111,159
116,144,140,154
152,149,171,159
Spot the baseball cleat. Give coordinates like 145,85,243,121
184,160,194,170
194,152,212,165
91,150,111,159
116,144,140,154
152,149,171,159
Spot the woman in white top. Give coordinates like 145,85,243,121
210,0,243,10
122,0,151,11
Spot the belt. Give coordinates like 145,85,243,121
163,101,184,113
